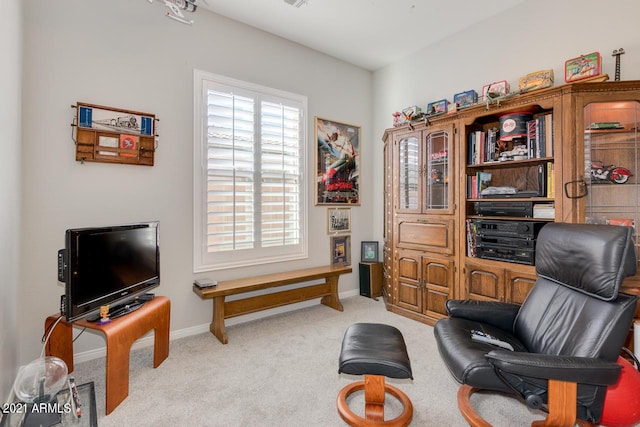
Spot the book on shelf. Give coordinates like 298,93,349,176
533,203,555,219
526,113,554,159
468,172,492,198
547,162,554,198
466,219,478,257
545,113,554,157
468,128,498,165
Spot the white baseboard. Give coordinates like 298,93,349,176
72,288,360,364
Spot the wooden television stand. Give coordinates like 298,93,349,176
44,296,170,415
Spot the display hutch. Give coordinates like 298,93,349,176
383,118,457,325
383,79,640,328
569,81,640,336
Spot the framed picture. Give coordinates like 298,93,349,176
315,117,360,205
565,52,601,83
361,241,379,263
327,207,351,234
330,235,351,266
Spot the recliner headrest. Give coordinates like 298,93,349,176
535,223,637,301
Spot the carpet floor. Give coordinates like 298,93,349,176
72,296,550,426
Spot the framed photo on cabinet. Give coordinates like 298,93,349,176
315,117,360,205
330,235,351,266
327,207,351,234
361,241,379,263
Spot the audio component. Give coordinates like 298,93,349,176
475,219,547,239
474,201,533,217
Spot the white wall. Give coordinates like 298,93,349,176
19,0,373,364
17,0,640,373
1,0,23,403
372,0,640,242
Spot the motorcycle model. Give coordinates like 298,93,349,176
589,161,632,184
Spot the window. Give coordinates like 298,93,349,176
194,70,308,271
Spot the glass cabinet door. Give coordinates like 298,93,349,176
583,101,640,257
425,129,450,212
397,134,420,212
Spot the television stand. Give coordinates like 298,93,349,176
44,296,170,415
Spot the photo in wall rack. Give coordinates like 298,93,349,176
330,235,351,266
77,103,154,136
315,117,360,205
119,134,138,158
361,241,379,263
327,207,351,234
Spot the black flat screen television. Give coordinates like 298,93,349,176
58,221,160,322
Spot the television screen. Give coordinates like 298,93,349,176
59,222,160,322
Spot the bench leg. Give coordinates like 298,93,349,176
320,275,344,312
210,296,228,344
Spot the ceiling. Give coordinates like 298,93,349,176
199,0,526,71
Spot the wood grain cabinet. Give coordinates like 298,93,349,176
464,259,535,304
383,122,456,325
383,80,640,327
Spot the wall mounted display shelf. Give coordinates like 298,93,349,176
71,102,159,166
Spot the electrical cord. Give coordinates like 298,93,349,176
40,315,63,359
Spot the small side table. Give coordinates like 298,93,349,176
45,296,170,414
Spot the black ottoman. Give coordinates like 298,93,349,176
337,323,413,426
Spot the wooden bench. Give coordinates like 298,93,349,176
193,265,352,344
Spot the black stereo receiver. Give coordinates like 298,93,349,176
477,235,536,249
474,219,547,239
474,201,533,217
476,246,535,265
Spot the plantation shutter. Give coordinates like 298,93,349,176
261,101,301,247
206,90,256,252
194,70,307,271
205,88,302,253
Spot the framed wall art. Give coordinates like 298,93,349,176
361,241,379,263
330,235,351,266
315,117,360,205
327,207,351,234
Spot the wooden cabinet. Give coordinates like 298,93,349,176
464,259,535,303
384,121,456,325
394,126,455,215
383,139,393,299
395,249,453,323
569,82,640,344
570,82,640,290
383,80,640,326
458,88,563,300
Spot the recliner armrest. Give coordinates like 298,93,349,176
446,300,520,331
486,350,622,386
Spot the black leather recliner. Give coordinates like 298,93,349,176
434,223,638,426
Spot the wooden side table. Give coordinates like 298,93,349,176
45,296,170,415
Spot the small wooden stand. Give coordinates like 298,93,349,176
45,296,170,414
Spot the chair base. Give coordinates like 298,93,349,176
457,384,595,427
337,374,413,427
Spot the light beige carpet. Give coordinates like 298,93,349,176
72,296,549,426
